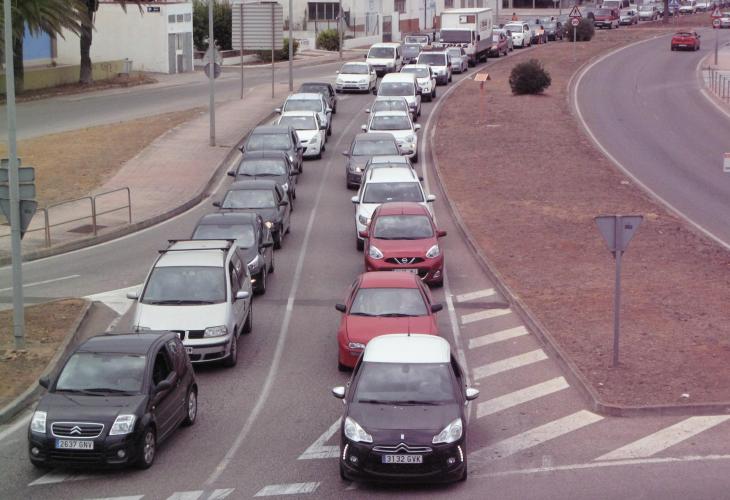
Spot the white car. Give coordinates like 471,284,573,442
275,111,326,159
416,51,452,85
351,166,435,250
335,62,377,93
446,47,469,74
504,22,532,48
362,111,421,162
399,64,437,101
678,1,696,14
276,93,332,137
376,73,422,120
365,42,402,76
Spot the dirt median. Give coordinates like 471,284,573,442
435,23,730,407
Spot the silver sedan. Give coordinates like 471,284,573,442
446,47,469,74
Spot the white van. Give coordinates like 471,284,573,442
366,42,402,76
374,72,422,120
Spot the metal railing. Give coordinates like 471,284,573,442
707,67,730,103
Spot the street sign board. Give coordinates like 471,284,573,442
595,215,643,254
0,199,37,238
724,152,730,172
568,5,582,18
711,6,722,17
669,0,679,7
231,1,284,51
0,166,34,183
204,63,222,79
0,184,36,200
474,72,490,82
571,17,580,26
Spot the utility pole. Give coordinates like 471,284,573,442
208,0,216,146
338,0,343,60
3,0,25,348
289,0,294,91
240,3,244,99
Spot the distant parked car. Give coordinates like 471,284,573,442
527,20,546,43
446,47,469,73
593,8,621,29
541,18,564,40
503,22,532,48
695,1,710,11
678,1,697,14
619,9,639,25
638,4,659,20
714,11,730,28
670,31,701,50
298,82,337,114
488,32,510,57
493,28,514,51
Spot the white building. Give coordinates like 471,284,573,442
56,0,194,74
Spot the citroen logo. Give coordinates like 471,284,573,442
69,426,82,435
401,433,405,440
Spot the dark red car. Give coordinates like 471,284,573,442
488,32,510,57
335,271,443,370
671,31,701,51
360,202,446,286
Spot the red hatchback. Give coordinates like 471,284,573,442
360,202,446,286
335,271,443,370
671,31,701,51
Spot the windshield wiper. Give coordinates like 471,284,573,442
397,400,442,406
358,399,395,404
84,388,136,395
349,312,376,316
377,313,419,317
145,299,216,305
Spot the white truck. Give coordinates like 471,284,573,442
435,8,493,66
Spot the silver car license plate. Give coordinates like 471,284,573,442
55,439,93,450
382,454,423,464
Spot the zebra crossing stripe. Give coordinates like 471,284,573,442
166,492,204,500
469,326,529,349
473,349,548,380
298,418,341,460
595,416,730,461
455,288,496,302
254,482,321,496
29,470,89,486
477,377,569,418
461,308,511,325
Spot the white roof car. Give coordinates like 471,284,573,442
363,334,451,364
278,92,331,132
275,111,325,158
335,62,377,93
363,110,421,160
366,42,403,75
377,72,422,119
400,64,437,101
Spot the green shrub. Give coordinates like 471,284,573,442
316,29,340,51
563,18,595,41
256,38,300,62
193,0,233,51
509,59,552,95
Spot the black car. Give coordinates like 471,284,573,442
402,43,422,65
332,334,479,483
229,150,297,207
299,82,337,115
192,212,274,294
343,133,401,190
541,19,563,40
28,332,197,470
214,180,291,249
241,125,304,176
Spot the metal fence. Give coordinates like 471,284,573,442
707,67,730,103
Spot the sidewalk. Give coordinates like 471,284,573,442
701,40,730,106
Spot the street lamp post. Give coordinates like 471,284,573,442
338,0,343,60
208,0,216,146
289,0,293,91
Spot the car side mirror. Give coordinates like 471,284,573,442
358,230,369,238
426,194,436,202
332,386,346,399
437,229,447,238
238,145,245,153
365,108,371,113
279,200,289,207
154,379,173,394
227,171,236,177
326,108,333,113
414,124,421,131
361,125,368,131
465,387,480,401
342,151,350,157
351,196,360,204
39,376,50,389
262,241,274,248
335,303,347,313
418,176,424,181
126,290,140,300
431,303,444,313
235,290,250,300
213,201,222,207
275,107,282,113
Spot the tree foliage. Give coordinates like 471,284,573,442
509,59,552,95
316,29,340,51
193,0,232,51
563,18,595,41
255,38,299,62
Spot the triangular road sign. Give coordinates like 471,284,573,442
568,4,582,18
711,6,722,18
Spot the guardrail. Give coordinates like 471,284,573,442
707,67,730,103
0,187,132,247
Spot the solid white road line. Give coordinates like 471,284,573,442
84,284,142,315
455,288,496,303
207,489,236,500
166,492,204,500
469,326,529,349
470,410,604,462
0,274,80,293
461,308,511,325
0,413,30,443
84,496,144,500
298,418,341,460
472,349,547,380
594,415,730,462
28,470,89,486
254,482,321,497
476,377,570,418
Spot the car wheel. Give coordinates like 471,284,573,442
332,104,337,115
412,151,419,164
136,427,156,469
273,230,282,249
432,88,437,99
327,126,332,137
223,334,238,367
243,306,253,334
338,360,349,372
356,237,364,251
182,387,197,426
335,89,341,93
255,267,267,295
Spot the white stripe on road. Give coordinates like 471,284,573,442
461,308,511,325
470,410,604,461
84,284,142,315
455,288,496,303
254,482,321,497
0,274,80,293
476,377,570,418
595,416,730,461
298,418,341,460
166,492,204,500
469,326,529,349
473,349,547,380
29,470,89,486
0,414,30,443
207,489,236,500
84,496,144,500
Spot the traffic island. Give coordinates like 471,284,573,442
433,24,730,413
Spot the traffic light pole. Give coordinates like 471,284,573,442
3,0,26,348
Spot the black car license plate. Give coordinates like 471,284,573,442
382,454,423,464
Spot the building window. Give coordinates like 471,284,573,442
176,14,184,22
308,2,340,20
395,0,406,13
184,13,192,22
168,14,176,23
445,0,453,7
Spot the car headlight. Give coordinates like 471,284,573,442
368,245,383,259
30,411,47,434
354,166,363,173
204,325,228,338
348,342,366,350
432,417,463,444
248,254,261,271
358,214,370,226
109,414,137,436
281,182,289,192
288,154,294,163
344,416,373,443
264,221,274,229
426,244,440,258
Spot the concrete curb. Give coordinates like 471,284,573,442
430,38,730,417
0,300,93,424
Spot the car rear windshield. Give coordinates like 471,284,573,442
374,215,433,239
193,224,256,248
418,53,448,65
222,189,277,209
439,30,471,43
402,44,421,56
352,139,400,156
300,83,328,94
370,115,411,131
405,35,429,44
238,159,287,176
142,266,225,304
447,48,462,57
283,99,322,112
341,63,369,74
56,353,146,394
246,133,291,151
362,182,424,203
372,99,409,113
504,24,524,32
368,47,395,58
594,9,612,14
350,287,427,316
355,362,456,404
278,115,317,130
378,82,414,96
401,66,429,78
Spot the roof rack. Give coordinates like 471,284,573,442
159,239,236,254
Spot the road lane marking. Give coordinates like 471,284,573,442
84,284,142,315
469,326,529,349
298,418,341,460
594,415,730,461
455,288,496,303
470,410,603,462
166,492,204,500
29,469,89,486
473,349,547,380
84,496,144,500
461,308,511,325
0,413,30,443
254,482,321,496
476,377,570,418
0,274,80,293
207,489,236,500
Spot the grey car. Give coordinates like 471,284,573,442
228,151,298,209
367,96,416,122
192,212,274,294
402,43,422,65
298,82,337,114
241,126,303,176
446,47,469,73
342,133,401,190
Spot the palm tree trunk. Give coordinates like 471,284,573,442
663,0,669,24
79,17,93,84
13,34,24,94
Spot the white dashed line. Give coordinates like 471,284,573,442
472,349,547,380
476,377,570,418
29,470,89,486
0,274,80,292
460,308,511,325
254,482,321,496
166,492,204,500
468,325,529,349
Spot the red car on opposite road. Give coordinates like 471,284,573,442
670,31,701,51
360,202,446,286
335,271,443,370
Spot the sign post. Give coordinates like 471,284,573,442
595,215,643,367
474,72,491,123
712,5,723,65
568,5,582,63
207,0,216,146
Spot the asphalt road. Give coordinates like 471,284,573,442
575,29,730,247
3,41,730,500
